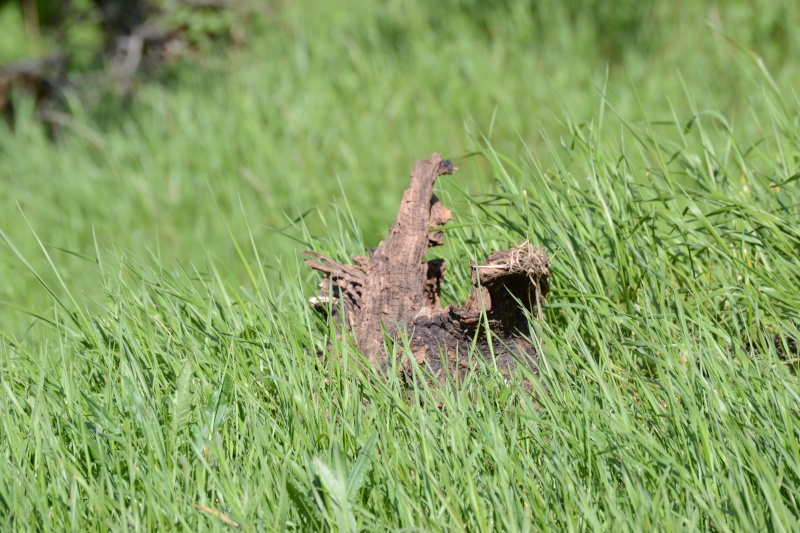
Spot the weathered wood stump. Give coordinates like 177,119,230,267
305,153,550,385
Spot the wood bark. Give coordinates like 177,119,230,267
306,153,550,385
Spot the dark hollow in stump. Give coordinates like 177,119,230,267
305,153,550,385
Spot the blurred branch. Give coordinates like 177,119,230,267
111,23,177,96
2,0,258,124
0,52,66,86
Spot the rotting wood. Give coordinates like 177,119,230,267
305,153,550,385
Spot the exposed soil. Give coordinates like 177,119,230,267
305,153,550,386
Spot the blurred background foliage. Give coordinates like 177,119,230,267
0,0,243,60
1,0,799,336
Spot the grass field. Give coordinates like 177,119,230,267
2,0,800,530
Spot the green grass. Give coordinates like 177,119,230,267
2,0,800,530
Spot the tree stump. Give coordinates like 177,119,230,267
305,153,550,385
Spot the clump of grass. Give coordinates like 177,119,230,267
2,0,800,530
2,77,800,530
3,0,799,337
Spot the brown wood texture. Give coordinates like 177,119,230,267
306,153,550,385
